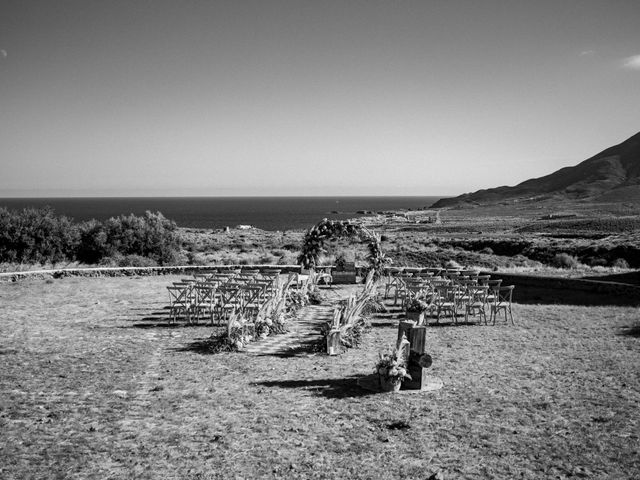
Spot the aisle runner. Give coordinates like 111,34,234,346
243,304,333,356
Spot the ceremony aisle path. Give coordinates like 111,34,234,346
243,304,334,356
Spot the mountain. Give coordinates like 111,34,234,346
431,131,640,208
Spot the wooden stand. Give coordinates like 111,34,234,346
395,324,439,391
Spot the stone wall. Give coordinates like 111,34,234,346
0,265,304,283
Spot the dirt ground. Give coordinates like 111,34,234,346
1,276,639,479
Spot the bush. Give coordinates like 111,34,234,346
0,207,182,266
612,258,629,269
77,219,108,264
77,211,181,265
0,207,79,264
444,259,462,269
552,253,579,269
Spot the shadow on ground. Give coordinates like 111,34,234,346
255,339,323,358
254,376,375,399
122,309,222,329
491,284,640,307
172,336,231,354
582,271,640,286
620,324,640,337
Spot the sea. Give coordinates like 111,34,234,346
0,196,444,231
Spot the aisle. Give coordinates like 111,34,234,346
243,304,334,356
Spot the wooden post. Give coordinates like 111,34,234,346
403,326,435,390
409,326,427,354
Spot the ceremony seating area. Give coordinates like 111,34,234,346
383,266,515,325
165,265,514,328
165,268,313,325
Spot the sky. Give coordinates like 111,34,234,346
1,0,639,197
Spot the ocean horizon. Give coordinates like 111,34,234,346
0,196,445,231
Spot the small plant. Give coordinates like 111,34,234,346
334,253,348,271
307,289,325,305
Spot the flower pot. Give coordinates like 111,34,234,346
379,375,402,392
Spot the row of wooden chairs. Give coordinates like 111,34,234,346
166,268,284,325
385,268,514,325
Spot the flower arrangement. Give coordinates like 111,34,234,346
254,316,272,339
405,296,429,313
227,313,253,349
375,347,412,384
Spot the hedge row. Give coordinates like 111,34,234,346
0,207,181,266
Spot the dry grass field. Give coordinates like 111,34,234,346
1,275,639,479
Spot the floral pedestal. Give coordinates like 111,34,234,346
379,376,402,392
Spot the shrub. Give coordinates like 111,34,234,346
77,211,180,265
612,258,629,269
552,253,579,269
0,207,79,264
0,207,182,266
77,219,108,264
444,259,462,269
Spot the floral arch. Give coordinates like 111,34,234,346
298,218,391,277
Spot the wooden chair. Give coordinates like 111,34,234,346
486,279,502,304
193,282,219,325
464,285,488,324
434,285,458,324
489,285,515,325
383,271,400,300
216,284,244,322
166,285,192,324
241,269,261,276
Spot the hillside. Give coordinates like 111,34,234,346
432,131,640,208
